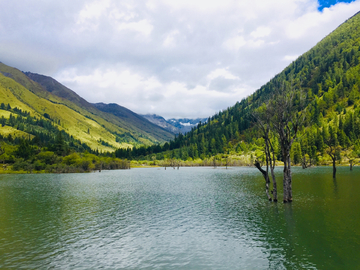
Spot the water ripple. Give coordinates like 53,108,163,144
1,167,360,269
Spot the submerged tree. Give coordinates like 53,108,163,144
324,125,341,178
269,82,306,202
254,80,306,203
345,150,355,171
252,105,278,202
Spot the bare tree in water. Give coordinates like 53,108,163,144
252,106,278,202
270,82,306,202
324,125,341,178
253,81,306,203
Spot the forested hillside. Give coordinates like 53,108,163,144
0,63,174,150
25,72,174,142
118,11,360,168
0,62,173,173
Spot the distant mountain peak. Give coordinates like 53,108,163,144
141,114,207,134
141,114,180,134
166,117,207,134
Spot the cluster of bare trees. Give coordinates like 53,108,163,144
253,82,306,203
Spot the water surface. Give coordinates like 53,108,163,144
1,166,360,269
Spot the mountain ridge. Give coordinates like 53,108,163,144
167,117,208,134
141,114,180,134
141,114,208,134
24,71,174,142
0,63,174,152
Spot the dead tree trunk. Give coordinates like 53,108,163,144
266,138,277,202
283,149,292,202
252,81,307,203
213,157,217,168
327,146,337,179
278,146,293,203
270,166,277,202
270,83,305,203
302,156,306,169
254,160,272,201
329,154,337,178
324,125,341,179
252,112,278,202
302,155,311,169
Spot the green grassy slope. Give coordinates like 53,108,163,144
0,63,174,152
24,72,174,142
93,102,173,141
0,73,124,152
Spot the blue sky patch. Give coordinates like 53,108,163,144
318,0,356,11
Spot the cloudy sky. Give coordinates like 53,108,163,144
0,0,359,119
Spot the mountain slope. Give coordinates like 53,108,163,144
93,103,174,141
175,10,360,155
141,114,208,135
141,114,180,134
0,71,125,152
0,63,173,152
24,72,174,142
119,11,360,160
24,72,96,113
167,118,208,134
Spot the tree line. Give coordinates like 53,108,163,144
0,104,130,172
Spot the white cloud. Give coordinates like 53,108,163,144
78,1,109,21
223,36,246,51
250,26,272,38
155,0,235,11
116,19,153,36
283,55,299,61
76,0,111,31
163,30,180,47
58,67,162,95
109,9,136,22
1,0,360,118
207,68,239,81
285,2,360,40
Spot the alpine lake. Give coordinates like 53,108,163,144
1,166,360,269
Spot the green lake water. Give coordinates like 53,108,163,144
0,166,360,269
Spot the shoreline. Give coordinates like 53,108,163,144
0,163,357,175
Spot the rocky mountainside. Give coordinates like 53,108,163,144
141,114,180,134
142,114,208,134
167,118,208,134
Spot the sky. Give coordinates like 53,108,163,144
0,0,359,119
